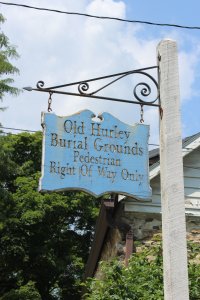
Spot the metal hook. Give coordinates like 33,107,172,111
48,92,53,112
140,104,144,123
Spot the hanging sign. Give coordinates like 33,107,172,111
39,110,151,199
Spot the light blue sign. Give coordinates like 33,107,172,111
39,110,151,200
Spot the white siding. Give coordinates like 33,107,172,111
125,146,200,215
183,148,200,202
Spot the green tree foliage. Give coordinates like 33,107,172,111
1,281,42,300
84,238,200,300
0,14,20,107
0,132,99,299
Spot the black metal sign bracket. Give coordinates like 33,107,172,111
24,65,160,109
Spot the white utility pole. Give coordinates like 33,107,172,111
157,40,189,300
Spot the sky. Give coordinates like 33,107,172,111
1,0,200,146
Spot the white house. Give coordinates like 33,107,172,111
125,132,200,218
85,132,200,278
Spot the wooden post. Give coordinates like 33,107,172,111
125,230,133,267
157,40,189,300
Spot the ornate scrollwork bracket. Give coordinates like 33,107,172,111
23,66,160,108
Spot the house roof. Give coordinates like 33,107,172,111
150,131,200,180
149,131,200,162
183,131,200,148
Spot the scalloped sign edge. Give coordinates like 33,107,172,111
39,110,152,200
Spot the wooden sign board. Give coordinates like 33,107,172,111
39,110,151,199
